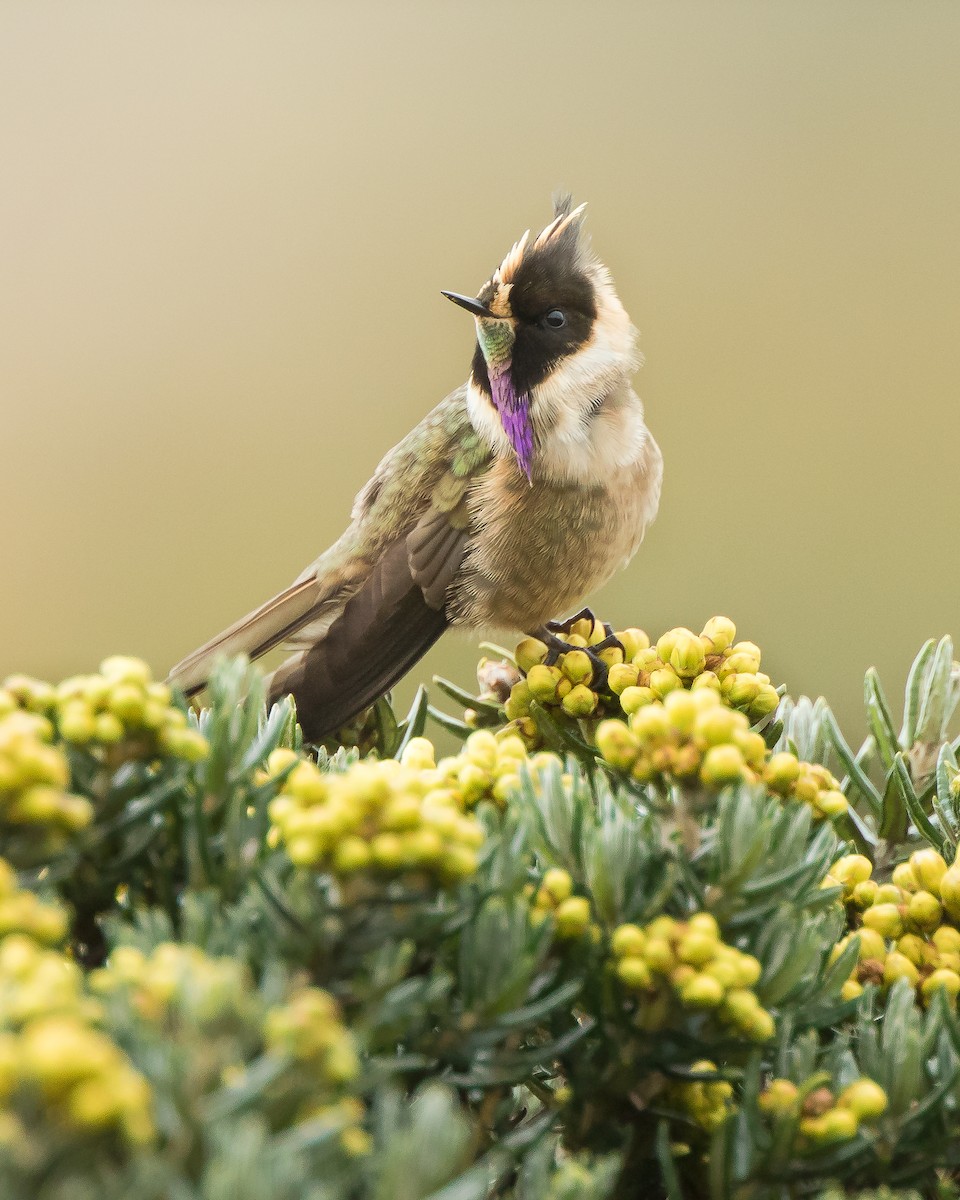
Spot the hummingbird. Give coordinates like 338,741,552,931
168,196,663,741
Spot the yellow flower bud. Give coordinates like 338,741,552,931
813,1108,859,1142
649,668,682,699
561,684,598,718
370,833,404,871
663,689,698,735
677,932,718,967
862,903,904,939
340,1126,372,1157
542,868,574,904
690,671,721,692
332,837,372,874
736,731,767,770
910,848,949,894
679,973,725,1009
933,926,960,954
730,642,762,670
656,629,683,664
526,664,562,704
598,648,623,673
99,657,151,688
554,896,591,939
464,730,498,771
874,883,903,905
700,744,746,788
882,951,919,988
840,979,864,1001
323,1039,360,1084
702,958,739,989
607,663,640,694
630,705,672,744
700,616,736,656
730,952,762,988
669,634,706,679
504,681,532,720
744,1009,776,1042
851,880,879,909
895,933,927,966
611,923,646,958
907,890,943,933
764,752,801,794
891,862,920,893
616,956,652,990
922,967,960,1003
721,988,760,1025
515,637,549,673
694,706,744,747
721,674,760,708
441,845,478,880
643,938,675,973
758,1078,798,1115
815,789,848,818
748,685,781,721
595,720,640,771
560,650,594,686
94,712,125,744
688,912,720,938
58,703,97,745
617,628,651,660
400,737,436,770
619,686,656,715
837,1079,888,1121
107,684,147,726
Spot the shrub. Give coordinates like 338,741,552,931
0,618,958,1199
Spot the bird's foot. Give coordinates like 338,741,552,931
529,609,624,693
544,606,602,638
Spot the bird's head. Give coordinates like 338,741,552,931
443,196,638,481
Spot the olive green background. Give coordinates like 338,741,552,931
2,2,958,737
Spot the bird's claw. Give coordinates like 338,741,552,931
529,609,625,693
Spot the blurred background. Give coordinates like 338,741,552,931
2,2,958,737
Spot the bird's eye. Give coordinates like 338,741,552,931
543,309,566,329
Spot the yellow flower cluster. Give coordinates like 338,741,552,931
758,1076,887,1144
0,934,153,1145
595,688,846,818
92,945,368,1154
92,942,253,1027
0,709,92,857
405,730,529,811
509,616,636,725
265,987,367,1155
265,742,484,885
666,1060,734,1131
609,913,775,1042
0,859,67,946
503,617,781,742
618,617,781,725
53,657,208,762
761,753,848,819
529,868,595,940
264,986,360,1085
826,850,960,1006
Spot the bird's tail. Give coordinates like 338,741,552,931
264,538,448,742
167,576,329,696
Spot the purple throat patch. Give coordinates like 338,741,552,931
490,368,534,481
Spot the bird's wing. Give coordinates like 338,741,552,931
166,563,361,696
267,502,471,739
168,386,492,713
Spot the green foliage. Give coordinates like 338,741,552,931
0,621,958,1198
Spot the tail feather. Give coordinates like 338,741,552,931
168,576,332,695
267,537,448,741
